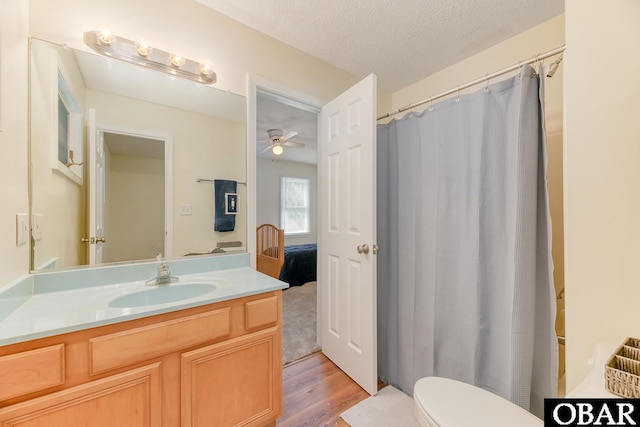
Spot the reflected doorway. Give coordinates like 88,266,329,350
95,130,171,263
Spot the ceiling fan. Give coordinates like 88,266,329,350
258,129,305,155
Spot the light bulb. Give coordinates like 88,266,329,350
170,54,186,68
135,39,153,57
96,26,116,46
199,61,214,77
272,145,284,156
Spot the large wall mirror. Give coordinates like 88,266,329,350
29,38,247,272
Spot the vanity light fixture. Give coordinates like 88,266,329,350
84,29,216,84
134,39,153,58
96,26,117,46
199,61,215,78
170,53,186,68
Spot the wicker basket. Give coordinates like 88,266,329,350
605,337,640,398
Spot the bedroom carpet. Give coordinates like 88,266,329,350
282,281,320,365
340,385,420,427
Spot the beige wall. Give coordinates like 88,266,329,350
85,89,246,257
4,0,633,398
30,40,87,270
28,0,366,103
392,15,564,117
0,0,29,284
105,153,165,263
256,158,317,245
564,0,640,389
1,0,391,287
0,0,382,291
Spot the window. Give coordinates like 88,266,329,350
280,176,310,235
57,96,70,164
53,69,83,185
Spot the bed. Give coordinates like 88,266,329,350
256,224,317,286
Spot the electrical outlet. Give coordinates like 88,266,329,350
16,214,29,246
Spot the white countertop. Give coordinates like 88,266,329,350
0,265,287,346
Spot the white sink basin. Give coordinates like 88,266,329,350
108,283,217,308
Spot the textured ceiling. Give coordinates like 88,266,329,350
199,0,564,165
196,0,564,92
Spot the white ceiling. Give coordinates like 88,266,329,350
104,133,165,159
196,0,564,92
256,95,318,164
199,0,564,165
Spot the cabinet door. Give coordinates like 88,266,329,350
181,327,282,427
0,363,161,427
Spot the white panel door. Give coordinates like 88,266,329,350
88,109,106,264
319,74,377,395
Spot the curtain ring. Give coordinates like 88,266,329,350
518,60,523,79
484,76,490,93
534,54,541,75
455,87,460,102
428,98,434,111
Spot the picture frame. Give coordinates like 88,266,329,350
225,192,238,215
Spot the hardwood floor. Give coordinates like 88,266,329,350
277,352,369,427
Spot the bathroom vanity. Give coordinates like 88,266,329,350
0,254,286,426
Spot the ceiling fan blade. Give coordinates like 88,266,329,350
281,130,298,141
257,138,270,144
260,145,272,154
284,141,305,148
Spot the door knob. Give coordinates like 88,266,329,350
357,244,370,254
80,237,106,243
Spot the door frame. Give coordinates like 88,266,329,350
92,122,174,261
246,74,324,341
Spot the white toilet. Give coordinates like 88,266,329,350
413,377,543,427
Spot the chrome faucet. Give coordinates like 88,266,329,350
145,262,178,286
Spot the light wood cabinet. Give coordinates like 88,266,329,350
0,363,161,427
0,344,65,401
0,291,282,427
181,327,281,426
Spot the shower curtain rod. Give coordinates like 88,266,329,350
377,45,565,121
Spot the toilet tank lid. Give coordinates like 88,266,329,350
413,377,543,427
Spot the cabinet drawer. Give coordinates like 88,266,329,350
90,307,231,374
245,296,279,330
0,344,65,401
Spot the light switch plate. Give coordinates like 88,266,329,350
179,204,192,216
32,213,43,241
16,214,29,245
